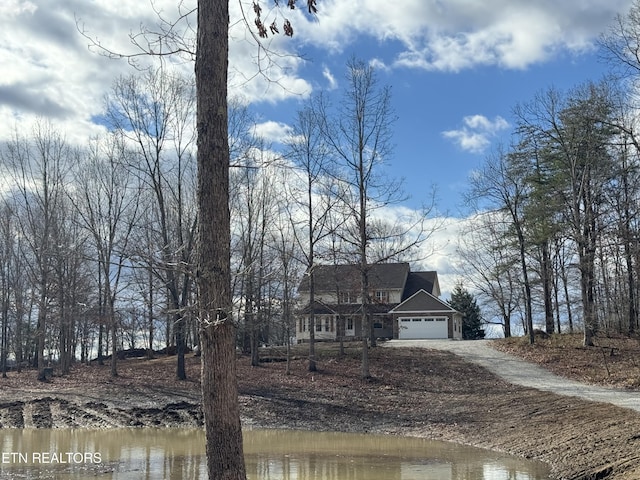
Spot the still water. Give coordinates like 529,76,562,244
0,428,549,479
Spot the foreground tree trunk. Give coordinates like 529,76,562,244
196,0,246,479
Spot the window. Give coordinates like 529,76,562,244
324,317,331,332
339,292,356,304
347,317,354,330
374,291,389,303
315,318,322,332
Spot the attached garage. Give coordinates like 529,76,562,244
390,289,463,340
398,317,448,339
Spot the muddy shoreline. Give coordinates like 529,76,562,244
1,347,639,479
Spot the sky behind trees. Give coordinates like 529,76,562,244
0,0,635,296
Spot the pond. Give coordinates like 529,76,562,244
0,428,550,479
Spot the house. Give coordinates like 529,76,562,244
296,263,462,342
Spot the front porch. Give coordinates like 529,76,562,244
296,312,394,343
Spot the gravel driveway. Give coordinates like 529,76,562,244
386,339,640,413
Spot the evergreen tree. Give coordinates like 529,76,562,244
449,283,484,339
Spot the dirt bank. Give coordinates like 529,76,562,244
1,345,639,479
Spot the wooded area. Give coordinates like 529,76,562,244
0,53,434,383
456,3,640,345
5,1,640,380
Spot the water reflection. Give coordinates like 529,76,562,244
244,430,549,480
0,428,549,479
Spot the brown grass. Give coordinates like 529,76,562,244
492,333,640,390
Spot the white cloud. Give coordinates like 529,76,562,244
0,0,633,147
253,121,293,145
299,0,633,72
2,0,36,16
442,115,510,154
0,0,313,144
322,66,338,90
369,58,390,72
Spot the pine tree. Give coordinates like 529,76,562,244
449,283,484,339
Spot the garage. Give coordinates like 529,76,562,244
398,317,448,339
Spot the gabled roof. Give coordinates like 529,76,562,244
298,263,411,293
390,289,458,314
402,271,439,299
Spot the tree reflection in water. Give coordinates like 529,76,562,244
0,428,549,479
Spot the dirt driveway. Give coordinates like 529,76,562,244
386,339,640,412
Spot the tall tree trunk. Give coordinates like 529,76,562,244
541,241,554,334
175,314,187,380
110,297,118,377
308,275,317,372
514,223,534,344
581,188,598,347
626,240,637,335
1,287,8,379
36,289,47,381
97,267,104,366
360,265,370,379
148,267,154,359
196,0,246,478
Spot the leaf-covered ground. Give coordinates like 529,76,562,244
2,339,640,479
492,333,640,390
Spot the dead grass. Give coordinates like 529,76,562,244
5,338,640,477
492,333,640,390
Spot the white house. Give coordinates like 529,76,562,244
296,263,462,341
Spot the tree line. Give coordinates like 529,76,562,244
0,58,434,381
459,3,640,346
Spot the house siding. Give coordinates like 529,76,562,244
296,264,459,342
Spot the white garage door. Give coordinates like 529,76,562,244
398,317,448,339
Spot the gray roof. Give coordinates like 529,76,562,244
402,271,437,300
391,289,456,313
298,263,442,316
298,263,411,293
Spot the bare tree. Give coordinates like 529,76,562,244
230,144,280,366
315,57,433,378
106,66,198,379
467,147,535,343
0,202,15,378
457,212,522,338
4,123,72,381
269,199,303,373
51,199,91,375
195,0,246,476
71,134,141,376
79,1,319,476
284,100,340,372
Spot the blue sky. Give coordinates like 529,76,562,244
0,0,635,296
0,0,632,215
250,29,624,217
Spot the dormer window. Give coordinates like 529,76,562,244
374,290,389,303
339,292,357,304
